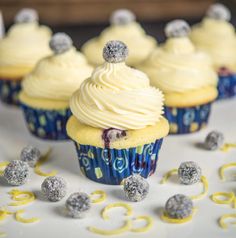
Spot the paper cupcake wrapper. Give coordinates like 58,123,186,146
73,139,163,185
0,79,21,106
21,103,71,140
217,73,236,100
164,103,211,134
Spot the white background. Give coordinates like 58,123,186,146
0,100,235,238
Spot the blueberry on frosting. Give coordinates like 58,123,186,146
165,19,190,38
178,161,201,185
110,9,136,25
14,8,38,23
206,3,231,21
165,194,193,219
49,32,73,54
103,40,128,63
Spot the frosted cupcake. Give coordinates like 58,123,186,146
82,9,157,67
19,33,93,140
190,3,236,99
67,40,169,185
0,8,52,105
139,20,218,134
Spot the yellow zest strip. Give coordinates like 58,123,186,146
8,189,35,206
219,214,236,229
0,210,8,221
15,210,40,223
190,176,209,200
220,143,236,152
160,169,178,184
0,161,9,176
88,220,132,236
211,192,234,205
219,163,236,181
102,203,133,220
34,148,57,177
161,212,193,224
90,190,107,204
130,215,153,233
0,232,6,237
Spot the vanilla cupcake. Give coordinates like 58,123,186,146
0,8,52,105
190,3,236,99
67,40,169,185
82,9,157,67
139,20,218,134
19,33,93,140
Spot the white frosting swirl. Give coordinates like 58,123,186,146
22,48,93,100
140,37,218,93
70,62,164,130
0,22,51,68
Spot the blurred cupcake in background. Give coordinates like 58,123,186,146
19,33,93,140
82,9,157,67
67,40,169,185
190,3,236,99
139,20,218,134
0,8,52,105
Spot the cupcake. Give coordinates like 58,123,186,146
19,33,93,140
0,8,52,105
138,20,218,134
67,40,169,185
82,9,157,67
190,3,236,99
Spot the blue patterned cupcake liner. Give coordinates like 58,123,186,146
217,73,236,100
0,79,22,106
21,103,71,140
164,103,211,134
74,139,163,185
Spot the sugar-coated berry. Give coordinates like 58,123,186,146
103,40,128,63
165,19,190,38
204,131,224,150
66,192,91,218
14,8,38,23
110,9,136,25
3,160,30,186
178,161,201,185
165,194,193,219
206,3,231,21
123,174,149,202
20,145,41,167
49,33,72,54
41,176,67,202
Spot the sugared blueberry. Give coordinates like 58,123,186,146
41,176,67,202
65,192,91,218
178,161,201,185
123,174,149,202
165,194,193,219
3,160,30,186
20,145,41,167
204,131,224,150
49,33,73,54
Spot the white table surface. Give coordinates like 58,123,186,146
0,100,236,238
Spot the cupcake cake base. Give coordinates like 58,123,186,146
21,103,71,140
74,139,163,185
164,103,211,134
0,79,21,106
